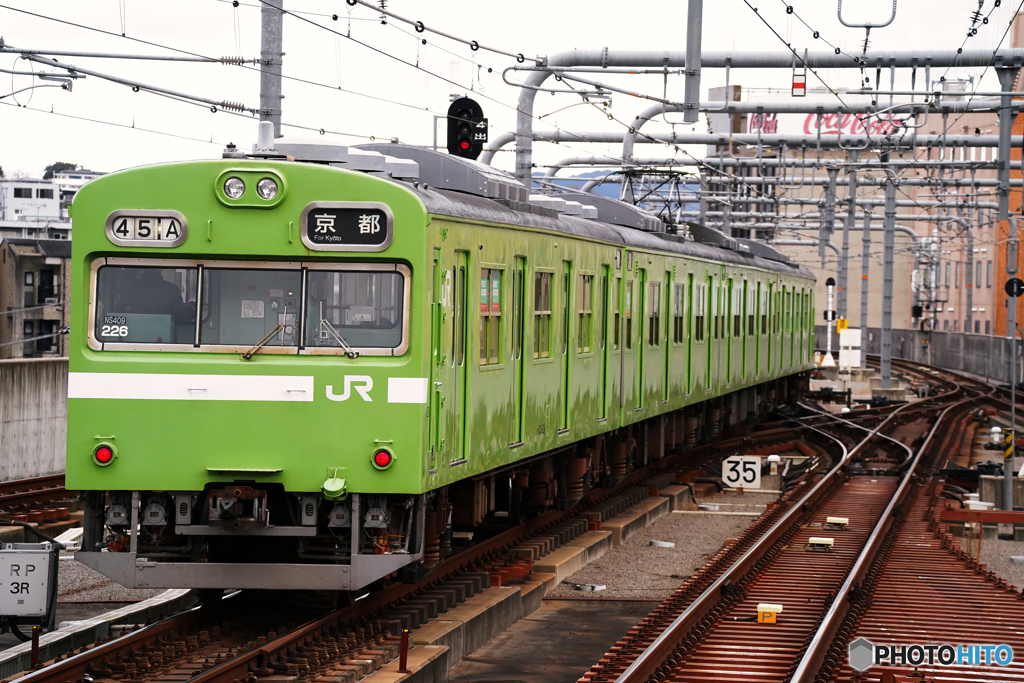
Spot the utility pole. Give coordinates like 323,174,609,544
682,0,703,124
859,211,871,369
260,0,284,138
997,65,1020,518
880,171,897,389
838,153,858,320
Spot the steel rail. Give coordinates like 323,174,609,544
789,376,992,681
612,374,965,683
0,474,69,508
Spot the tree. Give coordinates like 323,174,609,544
43,162,77,180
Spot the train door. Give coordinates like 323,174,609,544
560,261,572,432
686,272,695,395
620,255,635,419
726,278,734,384
510,256,527,445
600,265,611,420
636,267,647,410
429,249,443,469
663,270,672,402
450,251,470,465
742,280,749,381
707,275,715,391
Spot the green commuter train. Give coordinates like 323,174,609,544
66,137,814,593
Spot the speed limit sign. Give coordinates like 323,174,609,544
722,455,762,489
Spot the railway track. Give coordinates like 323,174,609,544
10,412,832,683
578,359,1002,682
0,474,73,519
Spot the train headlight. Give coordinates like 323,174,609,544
256,178,279,200
93,443,117,466
372,448,395,470
223,177,246,199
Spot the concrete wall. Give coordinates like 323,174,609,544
816,326,1024,382
0,358,67,480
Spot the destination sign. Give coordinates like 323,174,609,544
301,202,393,252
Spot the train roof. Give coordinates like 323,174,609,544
248,137,812,280
401,184,813,279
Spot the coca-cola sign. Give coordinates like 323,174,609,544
746,111,901,136
803,113,900,136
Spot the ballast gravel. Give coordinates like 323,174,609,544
58,552,163,603
548,508,758,600
980,537,1024,591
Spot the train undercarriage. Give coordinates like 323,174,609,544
77,376,803,593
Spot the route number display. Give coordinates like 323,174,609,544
722,455,762,490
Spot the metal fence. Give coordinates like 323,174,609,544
816,326,1024,383
0,358,67,480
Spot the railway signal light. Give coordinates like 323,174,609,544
447,97,487,160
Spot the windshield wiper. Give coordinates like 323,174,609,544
317,318,359,359
242,324,284,360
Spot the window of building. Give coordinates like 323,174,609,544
673,284,684,343
577,274,593,353
986,320,991,335
647,282,660,346
944,319,949,331
23,272,34,287
533,272,552,359
36,188,53,199
975,320,981,334
694,283,705,341
955,262,960,288
22,321,33,337
987,260,992,288
945,262,951,288
479,268,502,365
954,320,958,332
13,187,31,198
976,261,982,288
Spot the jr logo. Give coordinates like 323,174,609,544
326,376,374,402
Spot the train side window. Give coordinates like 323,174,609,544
694,284,705,341
712,282,719,340
732,282,741,338
747,284,755,336
673,284,684,344
94,265,198,345
479,268,502,365
760,288,768,334
625,280,633,350
612,277,620,351
600,271,608,351
647,282,660,346
534,272,552,359
577,274,593,353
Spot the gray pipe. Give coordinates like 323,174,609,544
514,48,1024,182
682,0,703,124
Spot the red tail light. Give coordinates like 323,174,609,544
372,449,393,469
94,445,114,465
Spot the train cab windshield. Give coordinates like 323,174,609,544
91,261,409,354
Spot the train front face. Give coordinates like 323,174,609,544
66,160,431,592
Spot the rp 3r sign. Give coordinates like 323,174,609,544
0,545,54,616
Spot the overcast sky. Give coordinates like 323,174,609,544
1,0,1020,179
